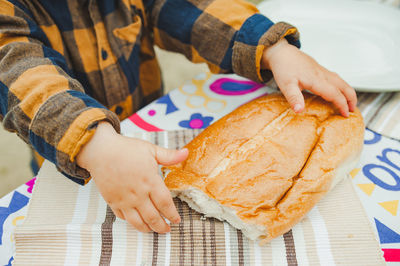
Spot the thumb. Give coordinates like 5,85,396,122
154,146,189,166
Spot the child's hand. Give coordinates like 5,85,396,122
261,39,357,117
77,122,188,233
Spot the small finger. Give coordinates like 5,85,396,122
329,73,357,112
319,83,349,117
137,199,171,234
124,208,151,233
150,180,181,224
279,81,305,113
112,207,125,220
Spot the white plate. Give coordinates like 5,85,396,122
258,0,400,92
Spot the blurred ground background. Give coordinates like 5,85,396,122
0,0,261,197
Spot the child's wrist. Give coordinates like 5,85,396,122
261,38,291,70
76,121,117,171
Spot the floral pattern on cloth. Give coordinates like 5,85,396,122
179,113,214,129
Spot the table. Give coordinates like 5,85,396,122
1,73,400,265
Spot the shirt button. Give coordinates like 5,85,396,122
101,48,108,60
115,106,123,115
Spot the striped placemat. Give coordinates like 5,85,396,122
358,92,400,140
14,130,385,265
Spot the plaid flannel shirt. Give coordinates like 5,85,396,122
0,0,300,184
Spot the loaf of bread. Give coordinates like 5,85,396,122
163,93,364,244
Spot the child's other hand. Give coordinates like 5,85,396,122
77,122,188,233
261,39,357,117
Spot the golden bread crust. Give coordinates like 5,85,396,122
164,93,364,242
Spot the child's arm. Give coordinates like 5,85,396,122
0,0,120,183
149,0,355,116
149,0,295,83
0,1,186,234
0,1,183,234
261,39,356,117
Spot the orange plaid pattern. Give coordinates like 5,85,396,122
0,0,299,184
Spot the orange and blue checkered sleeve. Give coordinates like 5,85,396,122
149,0,300,83
0,0,120,184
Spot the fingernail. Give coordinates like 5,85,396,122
293,104,302,113
173,217,181,224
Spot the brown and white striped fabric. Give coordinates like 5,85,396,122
14,130,385,265
358,92,400,140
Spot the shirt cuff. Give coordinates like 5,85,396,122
57,108,120,184
30,99,121,184
232,14,300,83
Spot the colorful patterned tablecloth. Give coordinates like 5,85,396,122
1,72,399,265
